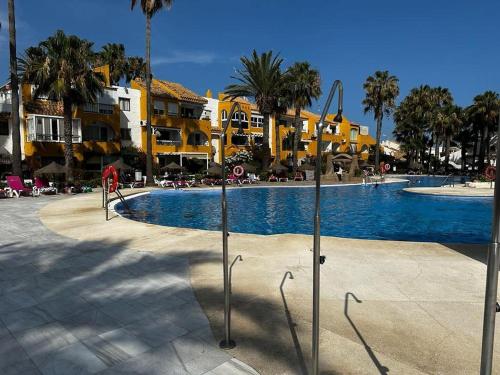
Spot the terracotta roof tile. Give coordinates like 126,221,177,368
25,100,64,116
134,78,207,104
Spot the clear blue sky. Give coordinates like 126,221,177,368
0,0,499,138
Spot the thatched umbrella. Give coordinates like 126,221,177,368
207,165,222,177
161,161,182,172
209,161,221,168
34,161,66,176
298,163,315,171
270,163,288,173
240,162,256,173
105,159,133,171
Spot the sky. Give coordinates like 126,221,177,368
0,0,499,138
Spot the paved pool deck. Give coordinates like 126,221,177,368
0,193,258,375
4,186,499,374
404,186,494,197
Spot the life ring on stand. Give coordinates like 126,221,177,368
102,165,119,193
485,165,496,181
233,165,245,177
384,163,391,172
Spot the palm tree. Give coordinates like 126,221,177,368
131,0,173,184
466,91,500,172
441,105,463,172
96,43,128,85
125,56,146,83
8,0,22,177
428,87,453,172
362,70,399,168
20,30,105,182
224,50,283,169
283,62,321,173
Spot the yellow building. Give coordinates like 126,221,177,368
22,65,123,172
213,95,376,165
131,78,212,170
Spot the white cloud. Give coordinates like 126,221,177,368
151,50,219,65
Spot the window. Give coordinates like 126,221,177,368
221,110,227,121
349,143,357,154
231,111,248,129
0,120,9,136
181,107,195,119
83,122,114,142
84,103,114,114
119,98,130,111
251,114,264,128
168,102,178,116
302,120,309,133
31,85,49,100
155,128,181,145
187,131,208,146
231,134,248,146
154,100,165,115
350,128,358,142
120,128,132,141
27,116,81,142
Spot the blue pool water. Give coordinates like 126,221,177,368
117,176,492,244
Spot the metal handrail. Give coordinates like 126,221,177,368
312,80,343,375
219,102,244,350
440,173,455,187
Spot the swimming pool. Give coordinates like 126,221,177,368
116,176,492,244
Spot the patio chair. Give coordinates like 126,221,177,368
294,172,304,181
268,174,278,182
6,176,38,197
279,176,289,182
34,177,58,194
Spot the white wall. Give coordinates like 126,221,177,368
112,86,142,149
203,97,219,129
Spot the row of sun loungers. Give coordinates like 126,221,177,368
1,176,57,198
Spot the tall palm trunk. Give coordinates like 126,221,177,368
145,12,153,184
262,112,271,169
274,114,281,164
444,135,451,173
472,129,478,172
461,143,466,171
374,113,383,168
292,108,302,173
63,99,74,182
8,0,22,177
434,133,440,172
478,126,486,172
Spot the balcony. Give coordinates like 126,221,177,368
156,139,182,146
83,103,114,115
29,134,82,143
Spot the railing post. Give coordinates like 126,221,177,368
480,114,500,375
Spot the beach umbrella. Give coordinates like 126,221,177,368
105,159,133,171
240,162,256,173
270,163,288,173
207,165,222,176
34,161,66,175
298,163,315,171
161,161,183,172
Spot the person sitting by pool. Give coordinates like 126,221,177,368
336,165,343,181
268,174,278,182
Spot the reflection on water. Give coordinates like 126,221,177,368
117,177,491,244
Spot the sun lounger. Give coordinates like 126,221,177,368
34,177,58,194
279,177,289,182
294,172,304,181
6,176,38,197
268,174,278,182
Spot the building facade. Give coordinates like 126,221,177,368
0,67,375,176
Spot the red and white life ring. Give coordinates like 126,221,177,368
233,165,245,177
102,165,119,193
485,165,496,181
384,163,391,172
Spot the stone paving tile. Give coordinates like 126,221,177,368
37,295,94,320
31,341,108,375
58,309,119,340
98,328,150,357
124,313,188,348
171,333,231,375
81,336,131,367
205,358,260,375
0,334,42,375
0,290,38,314
97,300,152,325
13,322,79,358
2,305,54,332
98,342,189,375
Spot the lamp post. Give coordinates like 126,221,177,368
219,102,244,349
480,113,500,375
312,80,343,375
